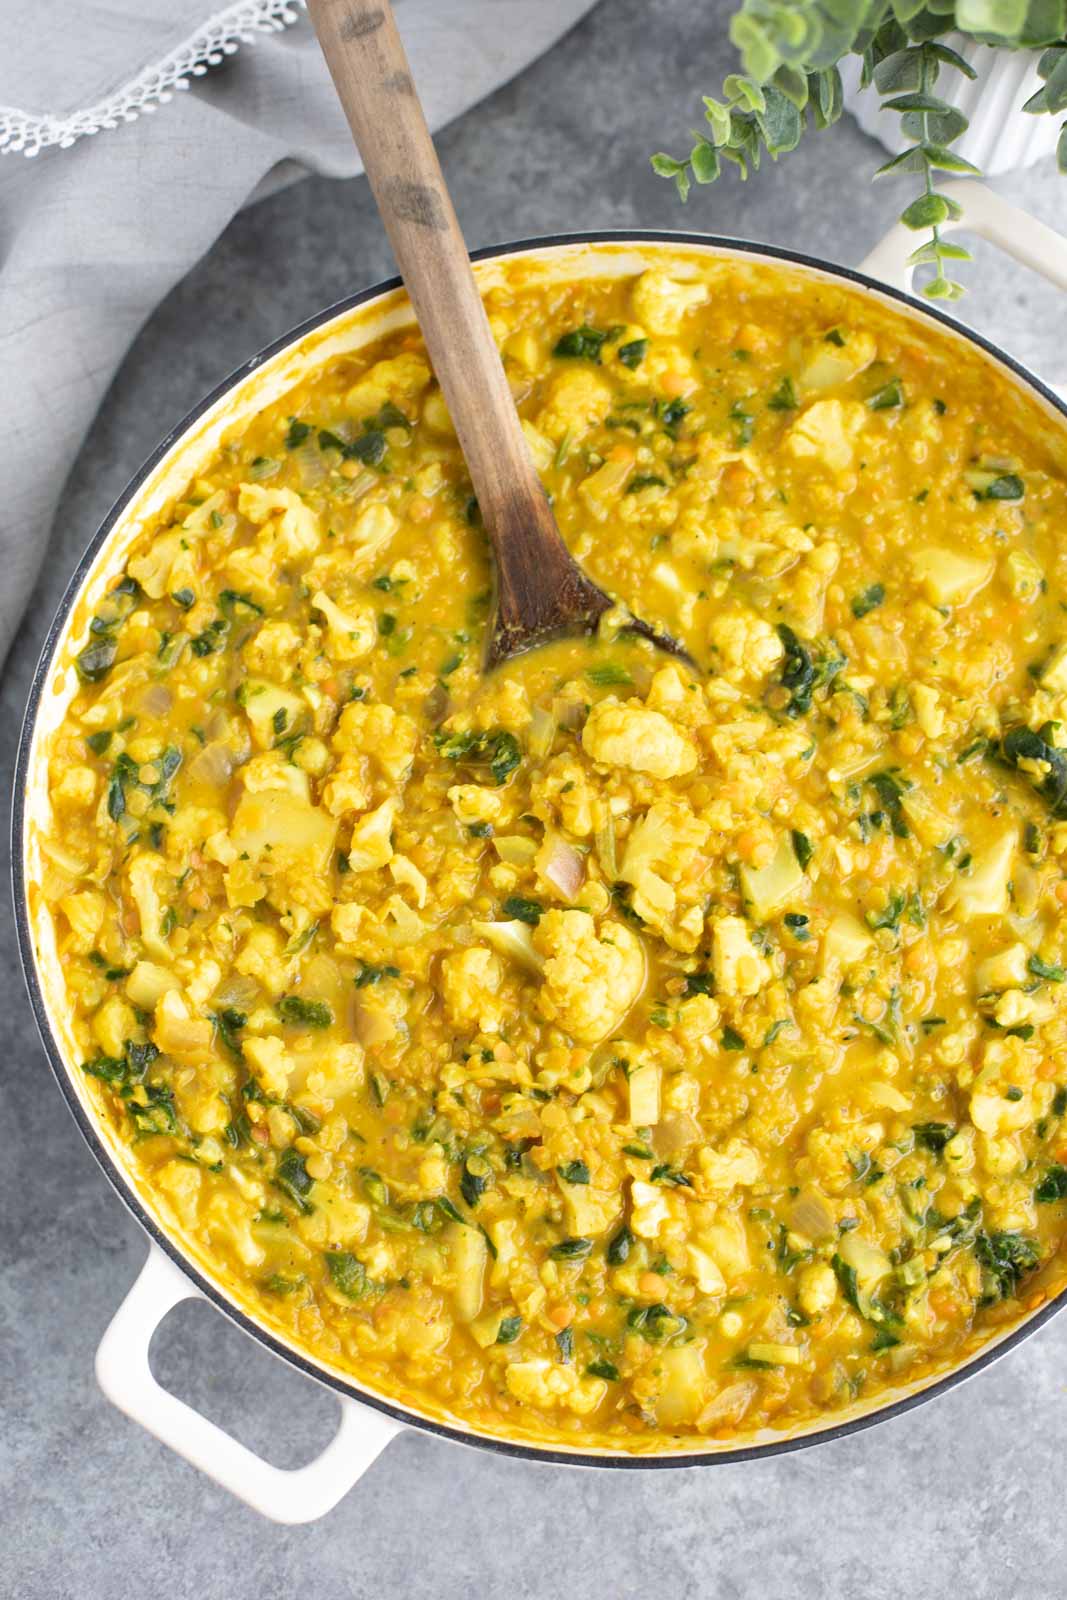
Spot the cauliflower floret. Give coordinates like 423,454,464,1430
347,797,397,873
530,758,601,837
504,1358,607,1416
970,1078,1034,1136
699,1214,750,1280
331,902,366,946
127,853,172,961
345,352,431,418
311,591,375,661
92,995,137,1058
349,502,398,556
242,619,302,677
321,759,371,818
631,268,708,335
390,853,428,908
582,701,697,780
155,1160,202,1228
645,663,707,728
60,889,106,953
448,784,504,827
127,529,189,600
687,1244,727,1295
533,909,644,1044
796,1260,838,1318
331,701,417,784
154,988,212,1055
911,682,945,739
709,607,785,685
699,1139,761,1192
240,751,310,800
619,799,708,934
712,915,770,997
630,1178,673,1240
243,1034,292,1099
537,368,613,443
237,483,321,558
441,945,507,1033
53,765,98,810
784,399,866,473
798,328,877,393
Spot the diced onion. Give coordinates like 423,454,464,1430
188,740,235,789
541,835,584,901
293,440,327,488
140,683,173,719
553,696,585,731
595,817,617,882
788,1189,836,1241
211,975,260,1010
528,705,557,759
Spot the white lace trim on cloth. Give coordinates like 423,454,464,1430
0,0,304,157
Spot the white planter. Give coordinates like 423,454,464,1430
841,36,1059,175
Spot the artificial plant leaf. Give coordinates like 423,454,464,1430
1018,0,1067,44
922,142,982,171
874,144,930,174
703,95,734,144
729,14,781,81
809,65,844,127
900,190,955,226
651,153,692,200
725,72,767,112
690,138,722,182
774,64,811,108
1042,49,1067,111
874,46,926,91
757,84,804,151
907,238,973,263
956,0,1029,34
1058,118,1067,170
807,9,866,69
882,91,955,110
928,39,980,74
905,8,958,39
923,275,965,300
891,0,932,21
902,105,970,141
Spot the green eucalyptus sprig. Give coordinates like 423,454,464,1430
652,0,1067,300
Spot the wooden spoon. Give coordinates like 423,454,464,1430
306,0,692,671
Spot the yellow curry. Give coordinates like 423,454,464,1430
36,254,1067,1451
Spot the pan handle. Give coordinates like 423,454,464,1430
95,1246,402,1523
860,180,1067,298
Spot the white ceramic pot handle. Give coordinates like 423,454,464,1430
860,179,1067,296
96,1246,401,1523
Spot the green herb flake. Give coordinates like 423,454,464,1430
851,582,886,619
277,995,333,1029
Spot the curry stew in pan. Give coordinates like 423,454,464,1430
36,256,1067,1449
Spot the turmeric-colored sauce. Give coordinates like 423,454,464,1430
37,256,1067,1449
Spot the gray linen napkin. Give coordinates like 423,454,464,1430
0,1,597,667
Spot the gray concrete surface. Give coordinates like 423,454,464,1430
3,1,1066,1595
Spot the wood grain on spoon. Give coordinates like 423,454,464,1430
306,0,691,669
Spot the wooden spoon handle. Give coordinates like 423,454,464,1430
305,0,568,579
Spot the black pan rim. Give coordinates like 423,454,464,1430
13,225,1067,1474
